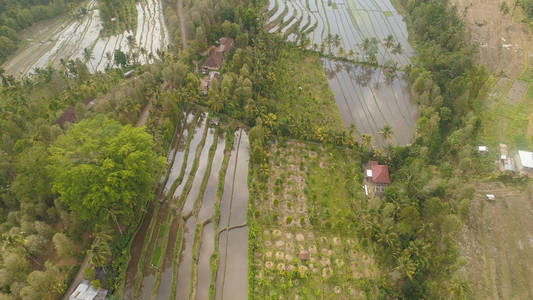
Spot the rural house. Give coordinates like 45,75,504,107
69,280,107,300
364,161,391,197
201,37,234,73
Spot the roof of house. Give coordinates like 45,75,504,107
202,51,224,70
55,105,77,129
69,280,107,300
219,37,234,53
519,150,533,168
371,163,391,184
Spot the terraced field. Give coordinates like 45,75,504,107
2,0,169,76
266,0,418,147
122,111,250,300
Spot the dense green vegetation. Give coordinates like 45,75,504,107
0,0,523,298
0,0,83,63
98,0,138,35
48,116,164,227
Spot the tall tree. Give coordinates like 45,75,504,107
48,115,165,228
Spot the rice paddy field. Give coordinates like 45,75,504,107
2,0,169,76
122,111,250,300
249,140,383,299
266,0,418,147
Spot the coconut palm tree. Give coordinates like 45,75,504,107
83,48,94,71
361,134,372,148
87,230,112,273
126,35,137,52
384,34,395,49
379,125,393,142
392,42,403,55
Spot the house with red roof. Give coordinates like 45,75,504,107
363,161,390,197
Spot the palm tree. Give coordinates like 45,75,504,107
126,35,137,52
332,34,341,49
392,42,403,55
87,230,112,272
83,48,94,71
361,134,372,148
379,125,393,142
384,34,395,49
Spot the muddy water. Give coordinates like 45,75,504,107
123,199,155,299
182,128,215,216
214,231,228,300
229,132,250,227
196,222,215,300
323,59,418,147
214,129,250,300
164,113,196,194
175,217,196,300
2,0,169,76
218,131,240,229
218,227,248,300
173,114,208,200
266,0,414,66
156,216,180,300
198,135,226,223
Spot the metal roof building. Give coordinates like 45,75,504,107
518,151,533,169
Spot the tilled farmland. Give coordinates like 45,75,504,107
122,111,250,300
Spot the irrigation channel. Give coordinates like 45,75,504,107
2,0,169,77
123,110,250,300
266,0,418,146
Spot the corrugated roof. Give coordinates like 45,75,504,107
519,150,533,168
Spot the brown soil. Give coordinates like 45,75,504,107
459,182,533,299
450,0,533,78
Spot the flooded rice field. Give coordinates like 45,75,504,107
323,60,418,146
2,0,169,76
196,222,215,300
215,129,250,300
266,0,418,146
266,0,413,65
175,217,196,300
123,115,249,299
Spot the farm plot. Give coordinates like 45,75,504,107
265,0,418,146
265,0,413,66
459,182,533,299
123,115,250,299
2,0,169,77
249,141,382,299
323,59,417,147
215,129,250,300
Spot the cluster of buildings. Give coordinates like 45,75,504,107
200,37,234,95
479,144,533,175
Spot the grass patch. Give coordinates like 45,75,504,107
271,47,344,139
480,92,533,150
151,247,162,266
384,11,393,17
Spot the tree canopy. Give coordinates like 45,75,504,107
48,115,165,228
